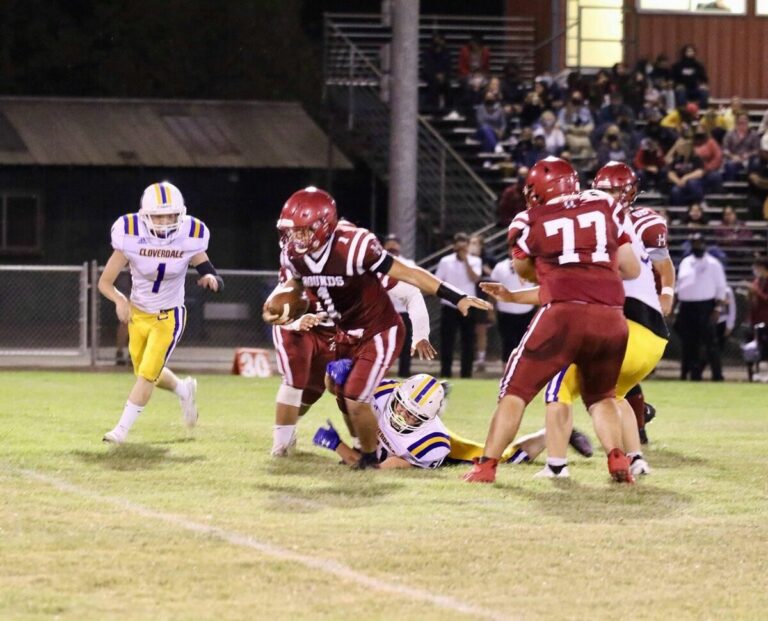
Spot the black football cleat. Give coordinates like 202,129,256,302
569,428,594,458
644,402,657,425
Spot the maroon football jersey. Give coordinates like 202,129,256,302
281,225,400,339
508,189,630,306
628,207,668,252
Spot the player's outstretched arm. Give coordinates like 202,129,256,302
480,282,541,305
191,252,223,292
617,243,641,280
98,250,131,324
386,257,491,317
653,256,676,315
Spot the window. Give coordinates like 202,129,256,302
566,0,624,68
757,0,768,14
0,193,42,254
637,0,746,14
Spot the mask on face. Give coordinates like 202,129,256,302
692,247,705,258
468,241,481,256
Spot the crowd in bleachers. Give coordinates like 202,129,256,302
421,35,768,228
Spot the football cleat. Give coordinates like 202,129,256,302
630,455,651,477
607,448,635,484
644,402,657,424
103,429,126,445
270,431,297,457
462,457,498,483
533,465,570,479
179,377,198,428
569,428,594,457
351,451,380,470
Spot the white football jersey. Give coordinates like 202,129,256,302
622,214,662,314
371,379,450,469
111,213,209,313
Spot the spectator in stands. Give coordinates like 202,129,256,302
746,132,768,220
588,69,613,110
500,59,527,115
666,126,706,205
720,96,745,131
662,101,699,133
519,90,544,128
675,232,727,381
624,70,649,114
699,105,728,144
649,53,673,86
685,201,709,226
759,110,768,135
469,235,493,372
475,92,507,153
723,112,760,181
596,92,636,129
634,137,666,190
534,111,565,156
611,62,631,98
513,127,547,169
642,108,678,152
714,205,753,248
658,78,677,113
672,44,709,108
557,90,595,162
458,33,490,117
489,258,537,361
750,255,768,328
640,86,663,120
693,126,723,193
596,124,632,167
435,232,482,378
423,32,452,114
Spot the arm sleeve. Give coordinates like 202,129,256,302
725,288,736,331
391,280,430,342
508,213,531,258
715,261,728,301
110,218,125,252
356,232,392,274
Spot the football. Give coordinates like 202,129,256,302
265,282,310,323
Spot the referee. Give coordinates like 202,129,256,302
675,234,727,381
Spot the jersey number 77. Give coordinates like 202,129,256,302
544,211,609,265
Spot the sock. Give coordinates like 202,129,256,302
506,449,530,464
546,456,568,474
626,388,645,432
272,424,296,449
628,451,643,463
116,401,144,433
173,380,189,399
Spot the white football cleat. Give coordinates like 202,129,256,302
103,428,126,444
630,457,651,477
179,377,198,428
270,431,297,457
533,465,570,479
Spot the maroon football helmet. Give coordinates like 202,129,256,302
523,156,580,209
277,187,338,257
593,161,639,209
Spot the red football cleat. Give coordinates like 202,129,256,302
462,457,498,483
607,448,635,484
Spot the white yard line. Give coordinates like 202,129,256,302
11,467,517,621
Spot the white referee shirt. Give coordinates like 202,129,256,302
386,257,415,313
434,253,482,308
489,259,535,315
676,253,727,302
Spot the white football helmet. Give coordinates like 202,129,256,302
139,181,187,241
389,373,445,433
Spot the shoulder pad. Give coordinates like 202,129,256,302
115,213,141,237
187,217,208,239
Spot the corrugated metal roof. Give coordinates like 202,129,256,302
0,97,352,169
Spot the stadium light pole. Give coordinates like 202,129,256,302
387,0,419,259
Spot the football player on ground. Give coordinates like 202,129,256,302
463,157,641,484
263,187,490,470
314,366,544,468
486,162,670,479
98,182,223,444
270,266,436,457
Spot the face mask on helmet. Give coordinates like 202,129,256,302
278,187,339,258
388,375,445,434
278,223,318,256
139,182,187,241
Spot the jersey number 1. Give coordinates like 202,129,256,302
544,211,609,265
151,263,166,293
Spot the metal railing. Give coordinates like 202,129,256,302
324,14,502,259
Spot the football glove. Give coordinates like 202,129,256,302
326,358,353,386
313,420,341,451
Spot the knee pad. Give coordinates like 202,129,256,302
276,384,303,408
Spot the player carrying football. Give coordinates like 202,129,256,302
263,187,490,470
99,182,223,444
463,157,641,484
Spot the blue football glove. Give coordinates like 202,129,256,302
326,358,353,386
313,420,341,451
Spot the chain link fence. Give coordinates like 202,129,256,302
0,264,758,377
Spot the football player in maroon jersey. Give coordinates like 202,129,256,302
264,187,490,470
463,157,641,484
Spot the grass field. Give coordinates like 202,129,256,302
1,370,766,621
